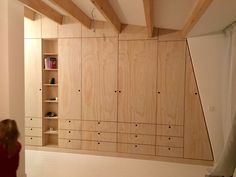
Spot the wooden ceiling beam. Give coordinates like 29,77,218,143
143,0,153,37
18,0,63,24
91,0,121,33
50,0,91,29
181,0,213,37
24,6,36,20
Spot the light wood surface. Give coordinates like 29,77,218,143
181,0,213,36
143,0,153,37
156,136,183,147
24,39,42,117
24,14,42,38
157,41,186,125
25,118,42,127
42,17,58,38
82,121,117,133
119,24,158,40
82,20,118,38
158,29,185,41
59,139,81,149
59,119,81,130
25,127,42,136
118,133,155,145
156,125,184,137
24,6,36,20
59,130,81,139
82,38,118,122
19,0,63,24
91,0,121,32
118,123,156,135
58,16,82,38
59,39,81,119
156,146,183,158
118,40,157,124
118,143,155,156
184,46,213,160
25,136,42,146
82,131,117,142
51,0,91,29
82,140,117,152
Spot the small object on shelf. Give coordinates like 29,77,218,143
48,97,58,101
44,56,57,69
49,78,55,84
45,112,57,117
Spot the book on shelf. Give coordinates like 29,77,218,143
44,56,57,69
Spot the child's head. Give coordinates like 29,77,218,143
0,119,20,146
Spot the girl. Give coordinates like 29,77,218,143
0,119,21,177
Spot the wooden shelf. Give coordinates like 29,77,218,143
43,69,58,71
44,116,58,120
43,53,58,56
43,84,58,87
44,130,58,135
44,100,58,103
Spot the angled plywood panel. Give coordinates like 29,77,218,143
184,44,213,160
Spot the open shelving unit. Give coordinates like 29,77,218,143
42,39,59,147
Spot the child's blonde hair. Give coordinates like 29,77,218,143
0,119,20,153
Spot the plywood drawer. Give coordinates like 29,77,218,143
25,117,42,127
82,140,117,152
156,136,183,147
59,119,81,130
59,139,81,149
25,136,42,146
25,127,42,136
156,125,183,137
156,146,183,158
82,131,116,142
59,130,81,139
118,133,155,145
118,123,155,135
82,121,117,132
118,143,155,155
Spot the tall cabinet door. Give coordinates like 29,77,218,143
82,38,118,122
58,39,81,119
157,41,186,125
118,40,157,124
24,39,42,117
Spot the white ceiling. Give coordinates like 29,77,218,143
43,0,236,36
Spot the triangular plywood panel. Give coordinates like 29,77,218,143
184,44,213,161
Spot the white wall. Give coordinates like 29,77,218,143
0,0,25,176
188,33,227,162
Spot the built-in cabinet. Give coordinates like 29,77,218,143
24,16,213,164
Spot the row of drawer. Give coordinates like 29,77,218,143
26,118,183,136
25,130,183,147
25,137,183,158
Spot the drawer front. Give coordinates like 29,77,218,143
118,123,155,135
118,143,155,155
25,127,42,136
59,119,81,130
118,133,155,145
82,131,117,142
82,141,117,152
156,136,183,147
59,130,81,139
25,118,42,127
59,139,81,149
25,136,42,146
156,125,183,137
82,121,117,133
156,146,183,158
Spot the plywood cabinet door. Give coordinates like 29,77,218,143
157,41,186,125
118,40,157,124
24,39,42,117
59,39,81,119
82,38,118,121
184,47,213,160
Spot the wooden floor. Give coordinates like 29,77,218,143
25,149,211,177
